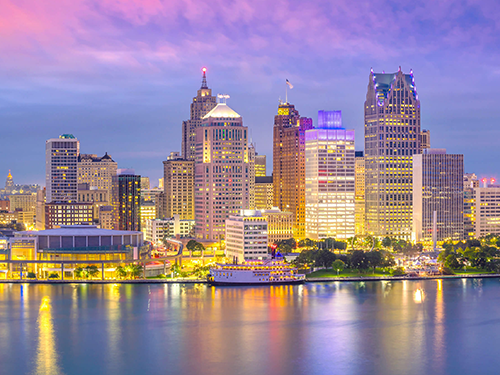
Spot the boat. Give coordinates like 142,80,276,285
207,254,306,286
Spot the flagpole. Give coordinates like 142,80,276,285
285,81,288,104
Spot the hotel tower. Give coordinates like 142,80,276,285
364,68,421,238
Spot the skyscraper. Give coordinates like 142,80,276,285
182,68,217,160
273,102,313,239
4,171,13,195
364,68,421,238
412,149,464,243
163,152,195,220
255,155,266,177
112,173,141,231
77,153,117,198
305,111,355,240
464,173,479,239
46,134,80,203
194,98,249,241
248,143,256,209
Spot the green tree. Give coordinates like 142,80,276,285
314,250,336,268
48,272,59,279
444,253,461,269
382,237,392,248
115,266,127,279
86,265,100,279
351,250,368,270
392,267,405,276
74,267,85,279
26,272,36,279
130,264,143,278
298,238,317,249
332,259,345,275
366,251,383,272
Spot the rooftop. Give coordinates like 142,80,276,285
16,225,142,237
202,103,241,119
372,70,418,104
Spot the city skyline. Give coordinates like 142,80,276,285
1,0,500,185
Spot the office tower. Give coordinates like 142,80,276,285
464,173,479,239
255,176,274,210
412,149,464,242
255,155,266,177
420,129,430,149
364,68,421,238
474,186,500,237
182,68,217,160
305,111,355,240
46,134,80,203
355,151,366,235
225,210,268,262
163,152,195,220
77,153,117,198
112,173,141,231
248,143,256,209
273,102,313,239
4,170,13,195
261,208,294,245
141,177,150,190
194,98,249,241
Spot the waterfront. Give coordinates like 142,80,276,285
2,280,500,375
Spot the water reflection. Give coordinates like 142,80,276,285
34,296,64,375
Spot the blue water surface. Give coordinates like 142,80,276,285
1,279,500,375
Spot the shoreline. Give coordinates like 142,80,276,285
1,273,499,284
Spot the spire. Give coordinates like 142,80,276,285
201,67,208,89
7,170,12,179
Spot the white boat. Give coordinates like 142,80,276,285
207,257,306,286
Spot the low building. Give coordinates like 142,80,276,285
261,208,293,245
78,184,110,221
0,200,9,211
45,203,93,229
255,176,273,210
144,216,195,245
225,210,268,263
99,206,114,230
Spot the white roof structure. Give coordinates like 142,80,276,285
202,103,241,119
16,225,141,237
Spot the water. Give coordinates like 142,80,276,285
1,279,500,375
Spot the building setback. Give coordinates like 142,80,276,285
412,149,464,242
305,111,355,240
194,100,249,241
364,68,421,239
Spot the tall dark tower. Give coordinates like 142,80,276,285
112,173,141,231
181,67,217,160
364,67,421,239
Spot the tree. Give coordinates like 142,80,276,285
48,272,59,279
366,251,383,272
298,238,317,249
314,250,336,268
86,265,100,279
75,267,84,279
351,250,368,270
332,259,345,275
26,272,36,279
444,253,461,270
130,264,143,278
115,266,127,279
392,267,405,276
382,237,392,248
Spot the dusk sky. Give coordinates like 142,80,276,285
1,0,499,186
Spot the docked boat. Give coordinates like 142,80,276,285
207,256,305,286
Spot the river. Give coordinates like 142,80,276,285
1,279,500,375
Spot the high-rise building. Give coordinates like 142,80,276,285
305,111,355,240
77,153,117,198
36,189,45,230
112,173,141,231
364,68,421,238
355,151,366,235
255,176,274,210
412,149,464,243
474,187,500,238
273,102,313,239
248,143,256,209
420,129,430,149
163,152,195,220
255,155,266,177
225,210,268,263
464,173,479,239
77,184,109,221
194,99,249,241
182,68,217,160
46,134,80,204
140,177,150,191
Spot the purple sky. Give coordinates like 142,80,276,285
1,0,500,186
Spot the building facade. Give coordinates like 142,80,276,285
46,134,80,204
412,149,464,242
182,68,217,160
464,173,479,239
255,176,274,210
45,203,93,229
112,174,141,231
248,143,256,209
163,152,195,220
305,111,355,240
273,102,313,239
364,68,421,239
225,210,268,263
194,100,249,241
474,187,500,238
144,216,195,244
355,151,366,235
420,129,430,149
77,153,117,197
261,208,293,245
255,155,266,177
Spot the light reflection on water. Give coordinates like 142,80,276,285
1,279,500,375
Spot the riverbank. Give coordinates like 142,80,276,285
2,273,500,284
